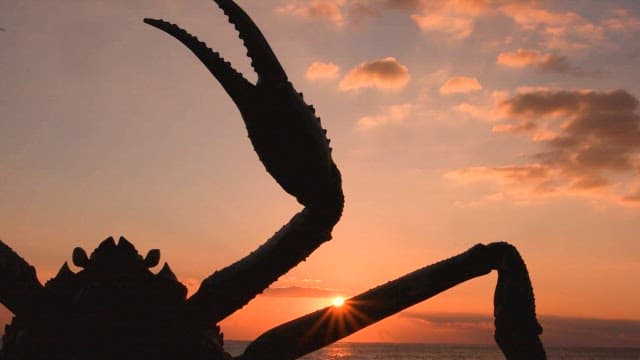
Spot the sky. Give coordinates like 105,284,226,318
1,0,640,349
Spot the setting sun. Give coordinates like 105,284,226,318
331,296,345,307
2,0,640,352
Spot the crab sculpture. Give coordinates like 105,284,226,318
0,0,546,359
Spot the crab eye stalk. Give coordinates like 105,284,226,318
72,247,89,268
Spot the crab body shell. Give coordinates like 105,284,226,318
1,237,231,359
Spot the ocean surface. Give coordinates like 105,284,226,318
224,341,640,359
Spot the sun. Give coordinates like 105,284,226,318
331,296,345,307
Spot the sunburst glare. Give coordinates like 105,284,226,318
331,296,345,307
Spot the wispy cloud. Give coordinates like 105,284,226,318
497,49,580,74
276,0,489,34
401,312,640,348
409,0,490,40
276,0,346,27
339,57,410,92
381,0,421,11
275,0,640,52
411,12,474,40
447,89,640,205
356,103,413,131
499,3,605,50
305,61,341,81
603,8,640,33
262,286,346,298
454,101,489,119
440,76,482,95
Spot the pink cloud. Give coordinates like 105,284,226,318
497,49,542,67
499,3,579,30
499,3,604,50
454,102,490,119
305,61,340,81
407,0,491,39
411,13,474,39
356,103,413,130
439,76,482,95
276,0,345,26
339,57,410,92
497,48,568,70
448,89,640,205
277,1,640,46
603,8,640,33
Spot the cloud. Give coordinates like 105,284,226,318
408,0,491,39
602,9,640,33
274,0,488,38
276,0,346,26
275,0,421,27
623,186,640,203
356,103,413,130
411,13,474,40
439,76,482,95
497,49,568,71
382,0,421,10
339,57,410,92
454,102,489,119
448,89,640,205
445,165,564,200
499,3,579,30
497,49,588,75
497,49,541,67
499,3,605,50
402,312,493,329
305,61,341,81
262,286,345,298
277,1,639,47
400,312,640,348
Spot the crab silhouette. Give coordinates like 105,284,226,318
0,1,545,359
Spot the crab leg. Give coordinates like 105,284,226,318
239,243,546,360
0,241,50,318
144,0,343,327
184,207,341,327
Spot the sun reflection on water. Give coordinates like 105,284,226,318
313,342,354,359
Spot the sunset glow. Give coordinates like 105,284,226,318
1,0,639,348
331,296,345,307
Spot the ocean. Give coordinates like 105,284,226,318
224,341,640,359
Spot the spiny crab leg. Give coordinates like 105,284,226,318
144,0,343,326
239,243,545,360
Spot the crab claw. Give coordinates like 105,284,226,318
144,0,342,213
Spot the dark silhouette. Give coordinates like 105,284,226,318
0,0,545,359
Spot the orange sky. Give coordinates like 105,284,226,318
1,0,640,348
